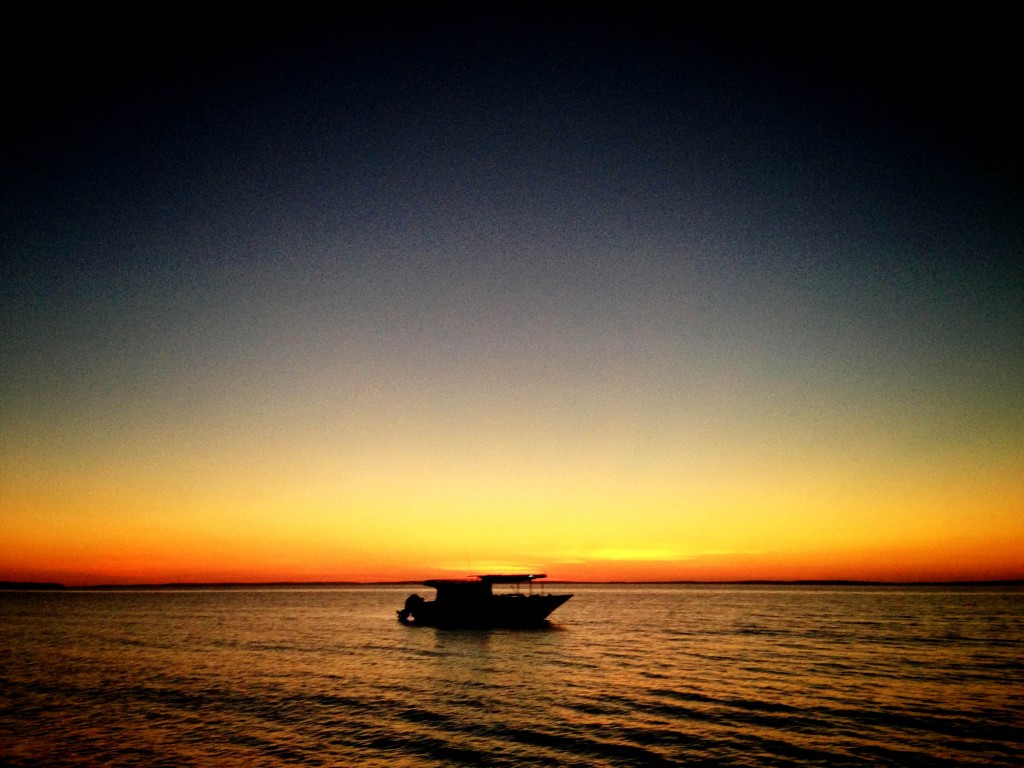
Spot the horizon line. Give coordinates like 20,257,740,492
3,578,1023,591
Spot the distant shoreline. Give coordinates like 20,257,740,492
3,579,1022,591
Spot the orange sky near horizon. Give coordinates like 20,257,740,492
3,414,1021,585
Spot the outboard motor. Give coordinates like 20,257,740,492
397,594,424,624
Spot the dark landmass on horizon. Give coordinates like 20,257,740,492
3,579,1022,591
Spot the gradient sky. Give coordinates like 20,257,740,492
2,12,1022,584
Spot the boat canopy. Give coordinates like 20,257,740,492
478,574,546,584
423,574,546,587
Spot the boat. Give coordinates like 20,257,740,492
397,574,572,628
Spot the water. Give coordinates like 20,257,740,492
1,585,1021,766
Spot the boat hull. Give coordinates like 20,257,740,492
398,593,571,628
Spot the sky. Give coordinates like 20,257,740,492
2,11,1022,584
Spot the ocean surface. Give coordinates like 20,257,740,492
1,585,1021,766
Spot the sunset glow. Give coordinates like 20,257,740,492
2,15,1021,586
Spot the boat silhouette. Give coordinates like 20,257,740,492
397,574,572,628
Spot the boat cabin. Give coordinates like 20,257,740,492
424,574,548,603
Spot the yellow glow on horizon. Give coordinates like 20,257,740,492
583,548,688,561
3,400,1022,586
